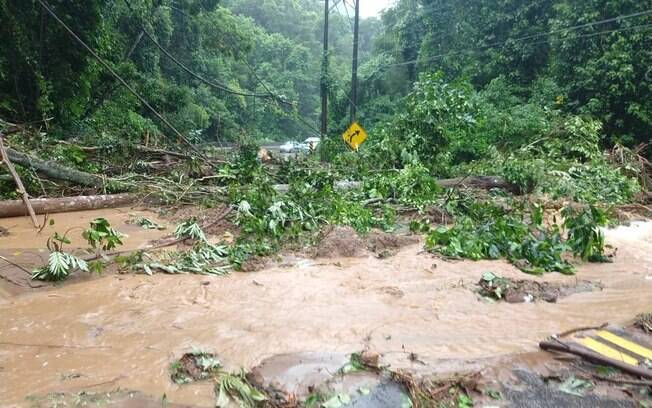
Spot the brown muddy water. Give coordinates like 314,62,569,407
0,210,651,407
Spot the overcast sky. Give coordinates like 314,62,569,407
359,0,395,18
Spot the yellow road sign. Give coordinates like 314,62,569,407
342,122,368,150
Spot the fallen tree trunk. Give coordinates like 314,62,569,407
6,147,112,188
135,145,193,159
540,340,652,379
273,176,516,194
0,194,138,218
436,176,518,192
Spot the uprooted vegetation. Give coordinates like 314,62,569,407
1,67,650,283
477,271,600,303
168,349,480,408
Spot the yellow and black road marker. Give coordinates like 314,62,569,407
576,329,652,366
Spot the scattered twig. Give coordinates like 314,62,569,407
37,213,50,234
0,255,33,276
555,323,608,338
77,375,126,389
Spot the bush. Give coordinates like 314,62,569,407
425,201,573,275
363,163,441,209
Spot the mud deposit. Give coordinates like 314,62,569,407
1,219,651,406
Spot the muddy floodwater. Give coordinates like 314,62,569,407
0,210,651,406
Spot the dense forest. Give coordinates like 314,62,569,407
0,0,364,144
1,0,650,147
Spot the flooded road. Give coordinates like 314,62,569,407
0,207,169,296
0,217,651,406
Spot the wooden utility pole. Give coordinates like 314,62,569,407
321,0,330,138
350,0,360,122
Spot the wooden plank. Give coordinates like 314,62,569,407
596,331,652,360
578,338,639,366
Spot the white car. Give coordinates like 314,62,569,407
279,141,303,153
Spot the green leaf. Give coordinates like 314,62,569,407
321,393,351,408
559,376,593,397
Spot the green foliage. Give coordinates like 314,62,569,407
562,206,610,262
363,163,441,209
32,233,89,281
479,271,510,300
174,219,208,242
137,221,229,275
360,0,651,149
425,201,573,275
170,351,221,385
215,370,267,408
139,243,230,276
501,156,546,194
545,163,640,205
364,72,478,172
82,218,124,252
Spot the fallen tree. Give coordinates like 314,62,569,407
273,176,517,194
436,175,518,193
0,194,138,218
5,147,123,189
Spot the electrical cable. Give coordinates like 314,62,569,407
381,9,652,68
36,0,205,157
122,0,282,100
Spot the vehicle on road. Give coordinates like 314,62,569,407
279,141,304,153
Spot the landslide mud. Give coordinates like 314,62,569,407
0,221,651,406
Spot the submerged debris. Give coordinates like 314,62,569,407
170,351,221,384
170,353,268,407
478,272,599,303
635,313,652,333
128,216,167,230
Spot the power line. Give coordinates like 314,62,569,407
241,60,321,136
381,8,652,68
35,0,205,157
242,60,294,107
336,0,355,32
122,0,283,101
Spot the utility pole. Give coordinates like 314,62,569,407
350,0,360,123
321,0,330,139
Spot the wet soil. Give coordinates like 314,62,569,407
365,230,419,259
312,226,418,259
312,226,367,258
478,275,601,303
0,218,651,406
